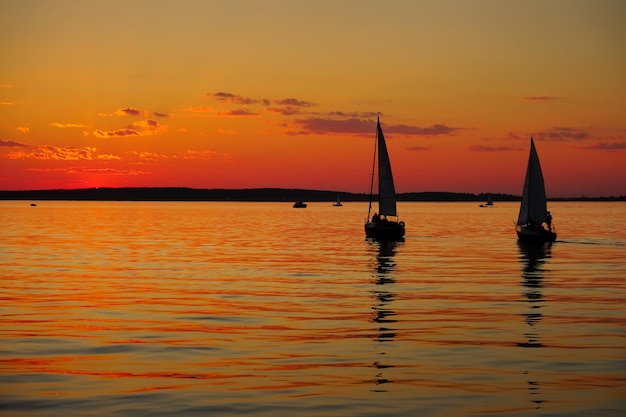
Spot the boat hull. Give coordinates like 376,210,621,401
365,221,405,241
516,225,556,244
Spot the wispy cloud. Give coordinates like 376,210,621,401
468,144,516,152
6,145,96,160
93,128,140,138
583,141,626,151
287,117,457,137
534,126,589,141
99,107,151,117
275,98,316,107
93,119,166,138
207,92,271,106
51,122,89,129
0,138,28,147
0,84,13,89
183,149,222,160
181,106,214,115
96,154,122,160
16,126,30,133
216,109,260,117
114,107,148,117
0,101,14,106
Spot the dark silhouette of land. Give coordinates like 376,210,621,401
0,187,623,202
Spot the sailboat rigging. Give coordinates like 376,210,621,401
516,138,557,243
364,118,405,241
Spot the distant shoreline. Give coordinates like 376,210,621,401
0,187,623,202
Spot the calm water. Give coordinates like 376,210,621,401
1,201,625,416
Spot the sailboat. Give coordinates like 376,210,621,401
480,193,494,207
365,118,405,241
333,194,343,206
516,138,557,243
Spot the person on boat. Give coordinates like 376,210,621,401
372,213,380,223
546,211,552,232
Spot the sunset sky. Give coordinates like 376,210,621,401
1,0,625,197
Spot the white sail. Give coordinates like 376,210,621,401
377,120,397,217
517,138,548,226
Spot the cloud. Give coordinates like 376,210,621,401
216,109,260,117
132,119,161,131
0,138,28,147
266,106,305,115
534,126,589,141
183,149,222,160
288,117,457,137
275,98,316,107
68,167,147,175
583,142,626,151
0,84,13,89
16,126,30,133
153,111,170,117
92,119,166,138
51,122,89,128
386,123,456,136
96,154,122,160
181,106,214,115
6,145,95,160
468,144,516,152
290,117,373,135
115,107,148,117
522,96,560,101
207,92,271,106
93,128,140,138
0,101,14,106
130,151,171,162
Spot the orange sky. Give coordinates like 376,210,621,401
1,0,625,197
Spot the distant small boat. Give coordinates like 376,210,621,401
515,138,557,243
480,194,494,207
30,203,37,207
333,194,343,207
293,201,307,208
364,118,405,241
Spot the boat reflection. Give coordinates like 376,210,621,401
367,239,400,392
517,241,551,409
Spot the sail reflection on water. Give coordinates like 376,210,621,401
367,240,401,391
517,241,552,409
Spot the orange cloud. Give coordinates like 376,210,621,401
92,120,166,138
0,139,28,147
216,109,260,117
7,145,95,160
51,122,89,128
93,128,140,138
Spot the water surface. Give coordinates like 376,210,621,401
1,201,625,416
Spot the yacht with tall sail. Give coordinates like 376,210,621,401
516,138,557,243
365,118,405,241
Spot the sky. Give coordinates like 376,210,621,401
1,0,625,197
